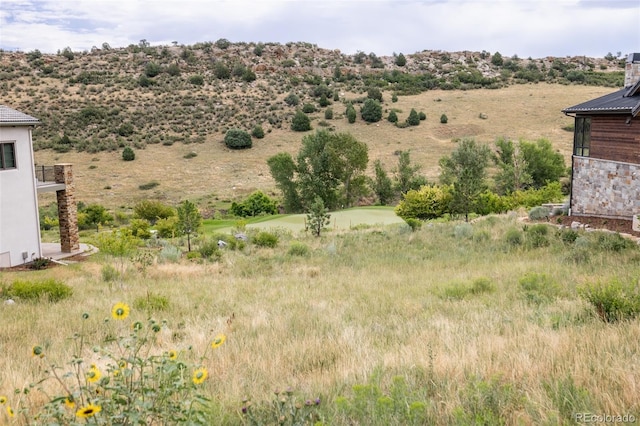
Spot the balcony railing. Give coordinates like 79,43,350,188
35,165,56,183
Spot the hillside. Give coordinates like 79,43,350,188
0,41,624,208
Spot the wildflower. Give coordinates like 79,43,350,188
7,406,14,418
315,398,321,405
211,334,226,349
0,396,6,404
167,350,178,360
32,345,44,358
111,302,130,320
132,321,143,331
64,396,75,409
76,403,101,418
87,364,101,383
192,367,208,385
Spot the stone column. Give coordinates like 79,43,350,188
54,164,80,252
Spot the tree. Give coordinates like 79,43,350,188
176,200,201,252
367,87,383,102
388,110,398,123
306,196,331,237
395,150,426,195
519,138,566,188
346,104,357,123
493,138,532,194
224,129,252,149
361,99,382,123
439,138,491,221
291,110,311,131
407,108,420,126
491,52,504,66
133,200,175,225
267,152,302,213
83,204,113,232
395,53,407,67
122,146,135,161
371,160,394,205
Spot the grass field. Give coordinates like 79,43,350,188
1,216,639,424
34,84,613,211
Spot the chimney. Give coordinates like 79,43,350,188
624,53,640,87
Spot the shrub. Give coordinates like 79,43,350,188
154,216,179,238
592,231,636,252
230,191,277,217
139,181,159,190
28,257,52,270
291,110,311,131
302,103,316,113
440,114,448,124
346,104,357,123
284,93,300,106
528,206,549,221
504,227,523,247
251,125,265,139
404,218,422,232
579,279,640,322
388,110,398,123
129,218,152,239
3,279,72,302
253,231,278,248
361,99,382,123
134,200,175,225
183,151,198,159
158,244,181,263
406,108,420,126
395,185,452,221
288,241,310,256
453,223,474,239
324,108,333,120
101,264,119,282
419,111,426,120
524,224,550,248
470,278,495,294
198,240,222,260
189,74,204,85
122,146,135,161
519,273,560,304
224,129,252,149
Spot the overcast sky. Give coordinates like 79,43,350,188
1,0,638,59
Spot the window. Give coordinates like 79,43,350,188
573,117,591,156
0,142,16,169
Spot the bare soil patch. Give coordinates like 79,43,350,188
557,216,639,238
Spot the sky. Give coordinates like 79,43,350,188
1,0,638,59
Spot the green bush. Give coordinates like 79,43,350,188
288,241,310,256
224,129,252,149
189,74,204,85
388,110,398,123
134,200,175,225
122,146,135,161
251,125,265,139
592,231,636,252
291,110,312,131
324,108,333,120
101,264,119,282
524,224,550,248
453,223,474,239
198,240,222,260
129,218,152,239
346,104,357,123
440,114,448,124
470,278,495,294
3,279,72,302
229,191,277,217
395,185,452,221
519,273,560,304
404,218,422,232
253,231,278,248
528,206,549,221
504,227,523,247
406,108,420,126
361,99,382,123
139,181,159,190
284,93,300,106
579,279,640,322
302,103,316,113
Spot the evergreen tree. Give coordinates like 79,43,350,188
291,110,312,131
407,108,420,126
177,200,202,252
395,53,407,67
306,196,331,237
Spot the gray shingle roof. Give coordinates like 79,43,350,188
0,105,40,126
562,80,640,117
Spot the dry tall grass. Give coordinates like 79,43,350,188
1,217,639,424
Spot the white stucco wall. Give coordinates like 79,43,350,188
0,126,42,267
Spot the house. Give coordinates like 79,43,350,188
562,53,640,221
0,105,79,268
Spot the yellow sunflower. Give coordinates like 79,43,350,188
64,396,75,409
87,364,101,383
31,345,44,358
192,367,208,385
211,334,226,349
111,302,130,320
167,350,178,360
0,396,6,404
6,406,14,418
76,403,101,418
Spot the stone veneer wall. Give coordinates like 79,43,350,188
54,164,80,252
571,157,640,219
